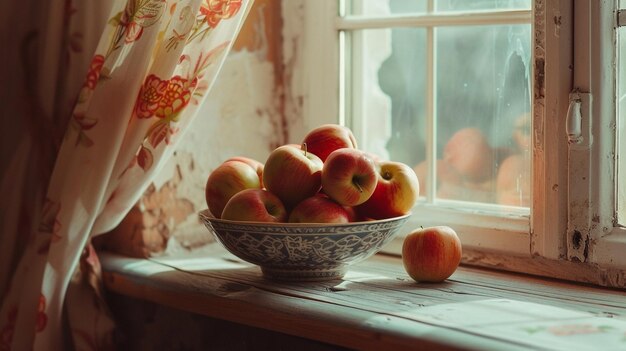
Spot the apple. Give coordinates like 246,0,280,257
321,148,378,206
302,124,358,162
205,160,262,218
288,195,351,224
355,161,419,219
443,127,494,182
513,113,531,152
225,156,264,187
361,151,384,164
343,205,360,222
413,159,462,197
263,145,324,209
402,226,462,282
496,154,530,206
221,188,287,222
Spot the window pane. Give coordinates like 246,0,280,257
617,27,626,224
435,0,531,12
344,23,532,209
346,0,530,16
435,25,531,206
345,27,428,180
345,0,426,16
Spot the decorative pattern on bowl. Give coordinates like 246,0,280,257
199,210,410,281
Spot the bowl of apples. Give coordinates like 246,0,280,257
199,210,410,281
200,124,419,281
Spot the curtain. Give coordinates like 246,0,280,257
0,0,251,349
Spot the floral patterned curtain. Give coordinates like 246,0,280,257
0,0,251,349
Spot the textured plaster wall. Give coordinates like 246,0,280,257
101,0,302,256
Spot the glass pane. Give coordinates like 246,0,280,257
436,0,531,12
435,25,531,206
617,27,626,223
344,23,532,209
345,0,530,16
346,0,426,16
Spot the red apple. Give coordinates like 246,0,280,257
355,161,419,219
362,151,384,163
321,149,378,206
402,226,462,282
288,195,351,224
443,128,494,182
263,145,324,209
225,156,264,187
205,160,262,218
221,188,287,222
343,205,360,222
302,124,357,162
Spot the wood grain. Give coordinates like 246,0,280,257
101,246,626,351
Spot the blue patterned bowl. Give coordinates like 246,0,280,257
199,209,410,281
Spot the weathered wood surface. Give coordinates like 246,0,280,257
101,245,626,351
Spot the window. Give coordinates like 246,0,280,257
339,0,532,255
296,0,626,284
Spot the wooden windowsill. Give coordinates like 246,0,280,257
101,244,626,351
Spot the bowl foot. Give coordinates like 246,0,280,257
261,267,346,282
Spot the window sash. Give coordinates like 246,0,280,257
341,3,534,253
296,0,626,273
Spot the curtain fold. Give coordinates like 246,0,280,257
0,0,251,349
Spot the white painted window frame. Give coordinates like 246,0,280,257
574,0,626,269
291,0,626,287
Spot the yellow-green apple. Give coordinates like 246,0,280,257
263,145,323,209
321,149,378,206
302,124,358,162
205,160,262,218
288,195,351,224
221,188,287,222
225,156,264,187
355,161,419,219
402,226,462,282
443,127,493,182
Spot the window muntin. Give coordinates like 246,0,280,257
345,0,531,15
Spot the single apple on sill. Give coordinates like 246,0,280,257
402,226,462,283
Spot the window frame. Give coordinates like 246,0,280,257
290,0,626,287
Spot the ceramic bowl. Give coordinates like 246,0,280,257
199,209,410,281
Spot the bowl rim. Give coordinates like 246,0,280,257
198,209,411,227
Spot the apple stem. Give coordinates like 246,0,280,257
302,142,308,156
383,171,392,180
354,180,363,193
